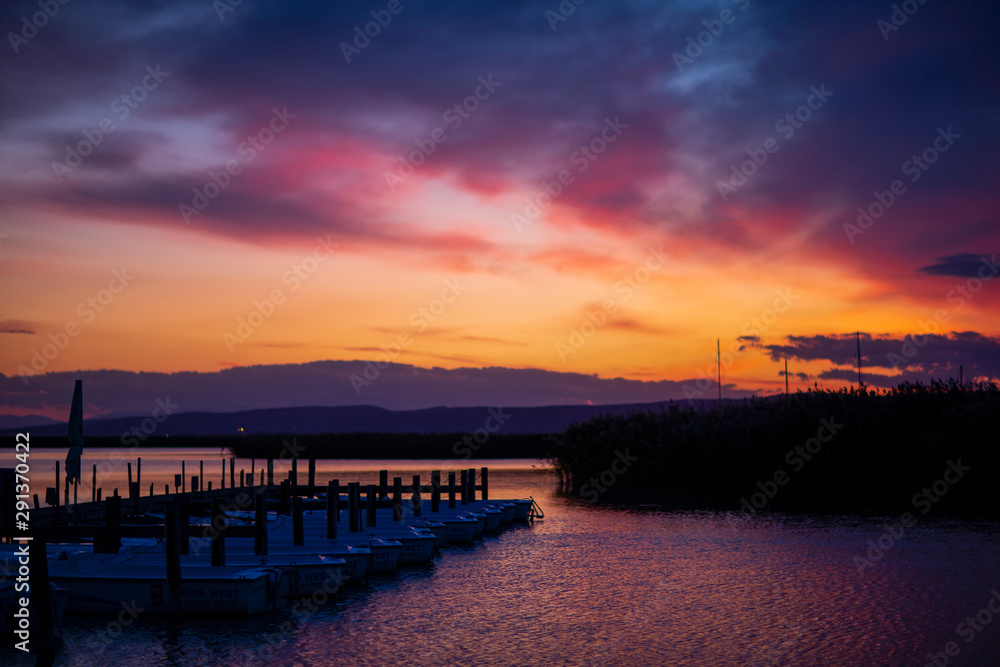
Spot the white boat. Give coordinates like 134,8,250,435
50,565,284,616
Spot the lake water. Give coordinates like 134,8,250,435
6,452,1000,665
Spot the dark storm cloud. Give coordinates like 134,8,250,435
919,253,998,278
766,332,1000,383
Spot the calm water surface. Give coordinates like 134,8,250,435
6,453,1000,665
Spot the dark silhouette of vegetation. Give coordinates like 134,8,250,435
549,381,1000,517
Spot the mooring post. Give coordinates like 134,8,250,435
367,484,377,528
230,458,235,489
115,493,122,543
130,481,140,515
308,459,316,497
393,477,403,521
267,458,274,486
92,464,97,502
30,536,55,661
279,480,290,515
291,458,298,496
327,480,338,539
137,457,142,493
96,497,114,553
431,470,441,513
293,496,304,546
254,491,268,556
240,470,245,487
448,471,456,509
481,467,489,501
411,474,422,517
128,461,133,489
182,461,186,493
54,460,60,519
199,461,204,492
150,483,154,497
460,470,468,505
165,503,182,615
221,459,226,489
179,494,190,555
211,501,226,567
192,476,199,493
348,482,360,532
379,470,388,499
468,468,476,502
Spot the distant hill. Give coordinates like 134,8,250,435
1,399,741,438
0,414,59,430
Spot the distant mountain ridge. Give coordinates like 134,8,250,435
1,399,739,438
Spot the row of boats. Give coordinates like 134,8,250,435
2,496,537,622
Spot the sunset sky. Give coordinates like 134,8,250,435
1,0,998,417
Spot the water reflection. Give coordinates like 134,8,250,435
6,465,1000,666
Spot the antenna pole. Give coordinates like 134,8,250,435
717,338,722,405
856,331,863,388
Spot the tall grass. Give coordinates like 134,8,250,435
549,381,1000,516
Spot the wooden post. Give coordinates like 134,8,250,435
33,493,39,509
97,488,102,502
130,481,140,515
230,458,235,489
366,484,377,528
192,476,199,493
128,461,133,488
460,470,468,505
92,463,97,502
348,482,360,532
279,480,290,516
393,477,402,521
182,461,186,493
448,471,456,509
292,497,304,546
29,537,55,660
208,481,212,491
179,494,190,555
412,474,421,517
55,461,60,517
240,470,245,487
137,457,141,493
199,460,204,492
308,458,316,497
251,457,255,483
211,501,225,567
468,468,476,502
267,458,274,486
327,480,338,540
165,503,182,615
431,471,441,512
291,458,298,496
481,467,489,501
150,483,154,497
221,459,226,489
254,491,268,556
97,497,115,553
